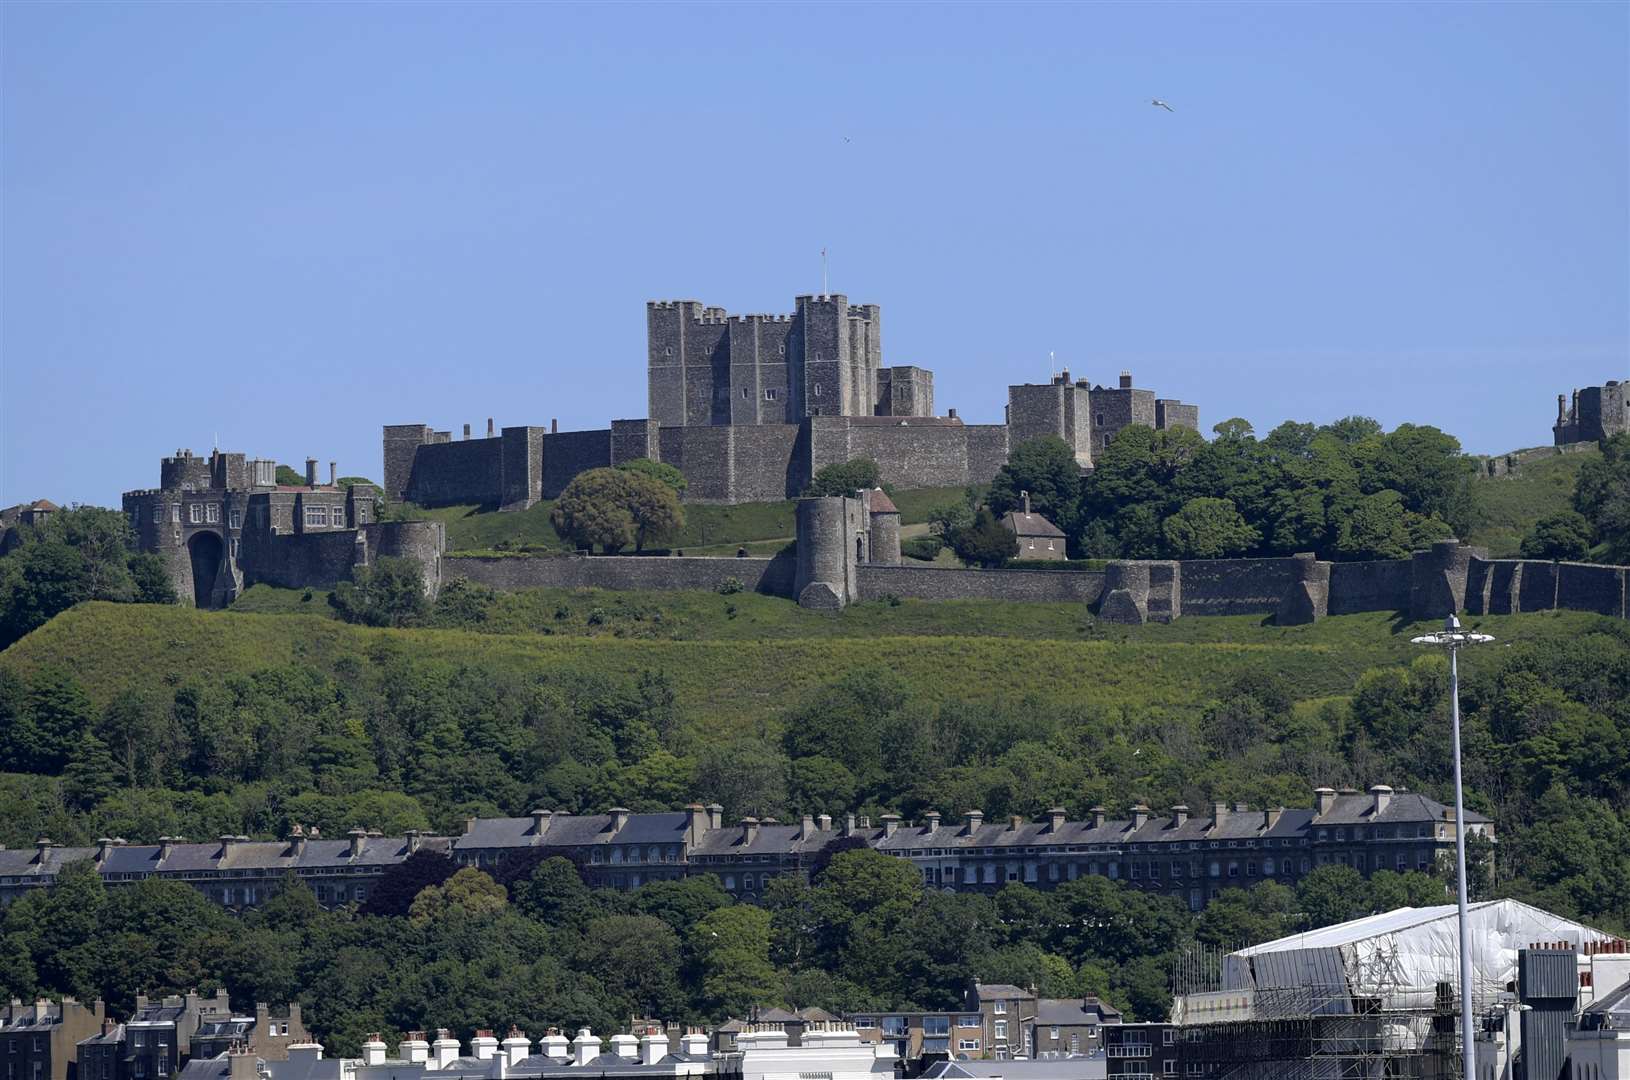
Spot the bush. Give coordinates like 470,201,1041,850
1520,510,1593,561
805,459,884,498
716,577,744,595
950,509,1019,568
901,536,943,562
328,557,427,627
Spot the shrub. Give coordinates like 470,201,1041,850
328,557,427,627
716,577,744,595
1520,510,1593,561
950,509,1019,568
805,459,884,497
901,536,943,562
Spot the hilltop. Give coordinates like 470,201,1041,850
1467,444,1599,556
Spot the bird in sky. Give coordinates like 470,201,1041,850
1151,99,1174,112
843,136,852,143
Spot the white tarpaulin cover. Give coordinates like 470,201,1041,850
1223,899,1613,1013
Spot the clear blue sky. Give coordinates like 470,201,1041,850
4,1,1626,507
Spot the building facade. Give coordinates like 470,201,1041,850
0,999,105,1080
1555,381,1629,446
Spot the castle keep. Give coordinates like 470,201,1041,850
1554,379,1628,446
384,295,1199,508
122,449,443,608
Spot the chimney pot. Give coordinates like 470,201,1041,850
304,459,318,487
880,813,901,838
463,424,472,441
1119,371,1133,389
487,418,495,438
1314,786,1338,816
1369,784,1394,816
817,813,832,832
923,810,941,832
1171,805,1190,827
1047,807,1067,832
1089,806,1106,829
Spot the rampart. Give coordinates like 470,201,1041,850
241,521,445,596
855,565,1104,604
442,551,796,596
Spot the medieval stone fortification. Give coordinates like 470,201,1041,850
383,294,1199,508
122,449,443,608
1554,379,1628,446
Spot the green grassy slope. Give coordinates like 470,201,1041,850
1467,446,1597,556
407,486,973,554
4,600,1596,739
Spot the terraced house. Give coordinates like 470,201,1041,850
0,787,1489,913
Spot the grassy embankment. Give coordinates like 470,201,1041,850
1466,446,1597,556
4,600,1599,742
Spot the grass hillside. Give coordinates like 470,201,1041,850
1468,446,1597,556
2,599,1597,739
408,486,971,555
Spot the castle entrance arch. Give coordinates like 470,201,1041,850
187,531,225,609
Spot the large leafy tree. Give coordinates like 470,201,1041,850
552,468,684,554
689,905,779,1019
950,509,1019,568
1520,511,1593,561
987,437,1083,537
1162,497,1260,559
1574,432,1630,562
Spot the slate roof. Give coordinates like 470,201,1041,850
79,1025,125,1047
1311,790,1490,827
923,1062,1100,1080
1583,976,1630,1020
1002,511,1065,540
0,835,449,879
1033,999,1121,1025
973,984,1034,1001
455,813,690,853
688,823,846,858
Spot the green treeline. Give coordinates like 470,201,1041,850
2,615,1627,933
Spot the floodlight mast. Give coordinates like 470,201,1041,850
1411,613,1494,1080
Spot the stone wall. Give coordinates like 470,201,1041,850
1177,558,1308,617
1465,557,1628,618
442,551,797,596
403,437,504,507
1327,560,1413,615
541,429,612,499
856,565,1104,603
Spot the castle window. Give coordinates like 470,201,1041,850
741,388,750,399
778,344,786,356
171,504,181,522
189,504,202,524
152,505,164,524
206,504,220,524
813,383,823,396
229,509,242,529
304,505,329,528
664,346,673,356
764,388,779,401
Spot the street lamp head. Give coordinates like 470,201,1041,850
1446,614,1461,632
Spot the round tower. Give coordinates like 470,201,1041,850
795,497,851,609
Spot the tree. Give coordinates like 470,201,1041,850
690,905,780,1019
805,459,883,498
1162,497,1260,559
694,738,788,820
407,867,507,924
1520,511,1594,561
1574,433,1630,562
950,509,1019,568
615,458,687,495
62,731,118,811
329,557,427,627
1320,416,1384,445
360,850,457,918
1296,865,1370,928
274,465,305,486
987,437,1082,535
1333,490,1415,561
552,468,684,554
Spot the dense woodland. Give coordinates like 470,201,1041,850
0,423,1627,1045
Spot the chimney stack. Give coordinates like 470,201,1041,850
1264,807,1283,829
287,824,307,858
572,1029,600,1067
1089,806,1107,829
1211,801,1230,830
1369,784,1393,817
609,1034,638,1060
347,828,366,858
1313,786,1338,816
640,1031,669,1065
400,1033,429,1065
740,817,760,844
609,807,630,834
681,1033,708,1057
229,1050,261,1080
157,837,174,861
844,812,858,837
880,813,900,838
1021,491,1031,515
1558,394,1568,423
305,459,318,487
686,803,710,844
1119,372,1133,389
502,1029,531,1067
551,419,559,434
541,1031,570,1060
529,809,552,836
361,1035,387,1067
948,407,958,420
463,424,472,441
963,809,984,835
431,1029,460,1070
471,1031,499,1061
487,418,495,438
817,813,832,832
706,803,723,830
96,838,114,863
1171,805,1190,827
1047,807,1067,833
1130,805,1150,829
1008,814,1025,831
800,814,816,840
923,810,941,832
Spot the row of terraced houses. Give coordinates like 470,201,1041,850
0,785,1490,914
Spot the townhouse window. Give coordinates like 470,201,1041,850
1049,1027,1059,1040
1006,864,1019,882
189,504,202,524
1067,862,1079,880
1264,857,1276,875
206,504,220,523
1209,861,1221,878
648,845,660,862
923,1017,949,1037
1247,861,1257,877
591,849,604,864
1164,1030,1175,1045
994,1001,1007,1015
1107,861,1119,880
1129,862,1141,880
983,863,996,883
994,1021,1008,1041
813,384,823,397
853,1018,876,1030
1047,862,1059,882
1149,861,1161,879
1228,862,1239,878
1164,1062,1177,1076
958,1041,980,1052
1171,861,1183,876
723,875,736,890
959,1017,980,1028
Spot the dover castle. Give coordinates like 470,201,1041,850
383,294,1199,509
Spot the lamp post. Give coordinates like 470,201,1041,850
1412,613,1494,1080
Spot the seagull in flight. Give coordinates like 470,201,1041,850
1150,99,1174,112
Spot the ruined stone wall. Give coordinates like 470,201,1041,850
1465,557,1627,618
442,552,797,596
541,429,612,499
1175,558,1309,616
1327,560,1413,615
856,565,1104,603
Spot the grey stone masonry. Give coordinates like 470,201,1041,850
1554,380,1628,446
